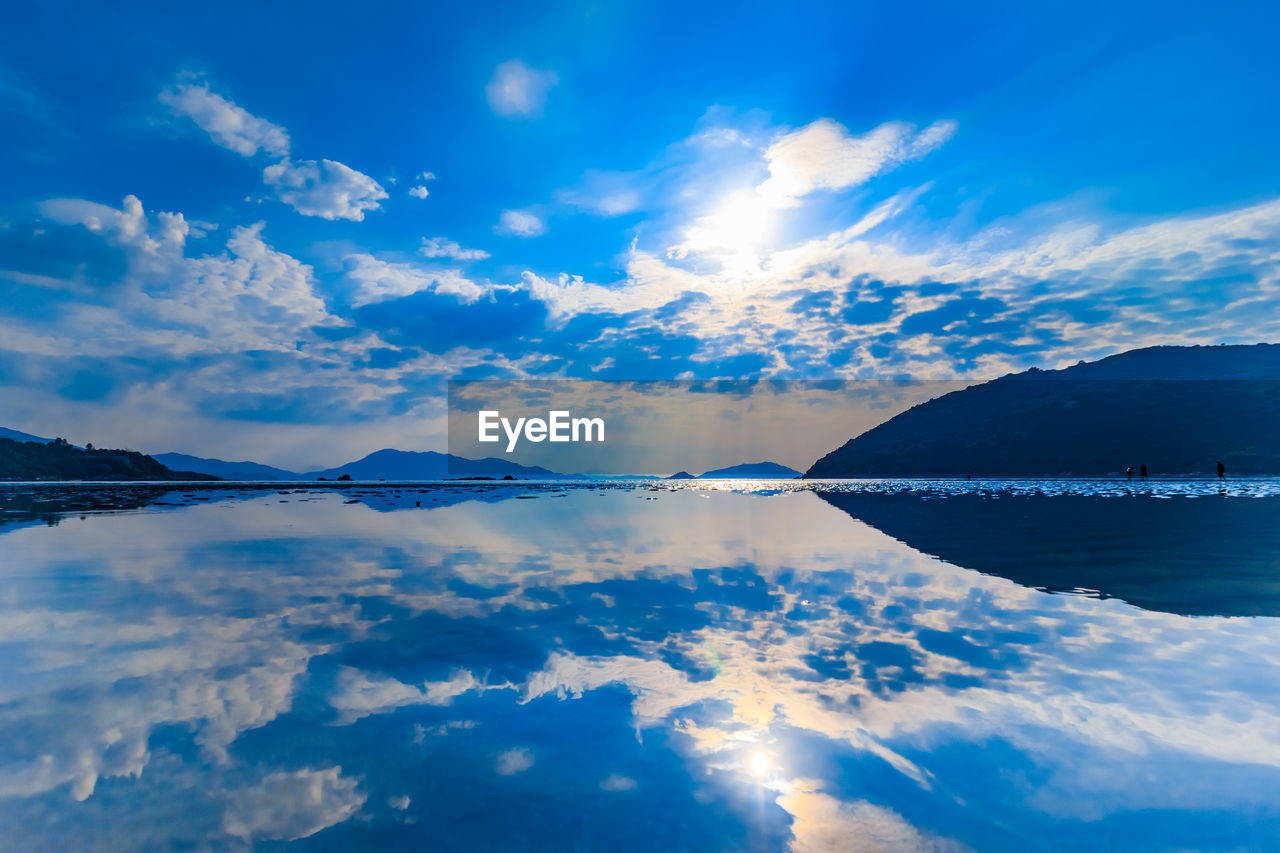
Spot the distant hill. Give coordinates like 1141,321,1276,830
0,427,55,444
153,452,300,481
305,449,581,480
666,471,695,479
806,344,1280,477
0,437,217,481
699,461,801,479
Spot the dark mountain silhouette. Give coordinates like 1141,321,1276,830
0,437,217,481
816,489,1280,617
806,344,1280,477
305,449,581,480
153,453,301,481
699,461,802,478
666,471,695,479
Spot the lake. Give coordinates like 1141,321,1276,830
1,479,1279,851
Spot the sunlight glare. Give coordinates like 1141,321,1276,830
707,193,773,253
679,190,776,271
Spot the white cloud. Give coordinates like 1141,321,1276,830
778,788,969,853
486,60,558,118
417,171,436,182
263,158,388,222
328,667,482,723
520,270,667,321
343,253,486,307
758,118,956,206
41,193,180,257
408,185,430,199
2,190,505,459
600,774,637,791
160,77,386,222
223,767,365,842
160,82,289,158
509,185,1280,379
37,194,334,348
496,208,546,237
495,747,534,775
420,237,490,261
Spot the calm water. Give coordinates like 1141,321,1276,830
1,479,1279,851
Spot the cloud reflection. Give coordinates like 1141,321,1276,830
0,485,1278,849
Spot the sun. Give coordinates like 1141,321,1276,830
679,190,777,269
705,192,775,254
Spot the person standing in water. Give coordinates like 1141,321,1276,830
1140,463,1148,479
1218,460,1226,480
1126,465,1134,480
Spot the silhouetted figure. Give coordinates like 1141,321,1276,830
1217,460,1225,481
967,472,972,480
1140,463,1148,480
1126,466,1133,480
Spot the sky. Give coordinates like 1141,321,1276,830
1,0,1278,469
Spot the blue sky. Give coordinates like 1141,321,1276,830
1,0,1277,467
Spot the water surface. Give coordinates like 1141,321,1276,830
1,479,1278,851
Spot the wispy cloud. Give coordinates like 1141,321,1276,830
485,60,557,118
758,118,956,206
420,237,490,261
495,747,534,775
0,66,62,133
496,208,546,237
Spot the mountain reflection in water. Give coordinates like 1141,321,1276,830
816,488,1280,616
0,480,1278,851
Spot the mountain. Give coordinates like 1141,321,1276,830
0,427,55,444
699,461,802,479
0,437,218,481
666,471,695,479
152,453,301,481
304,449,581,480
806,344,1280,477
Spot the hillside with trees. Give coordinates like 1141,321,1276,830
0,437,217,481
806,344,1280,477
